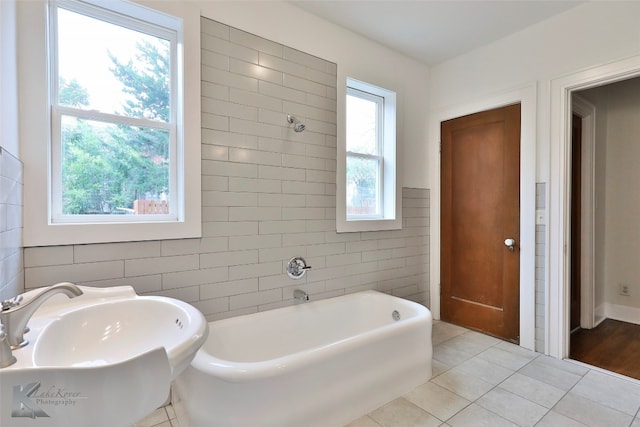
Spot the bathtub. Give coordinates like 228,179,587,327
173,290,432,427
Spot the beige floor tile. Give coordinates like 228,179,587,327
443,331,500,356
554,392,634,427
431,358,450,377
498,372,566,408
432,321,468,345
404,382,470,421
453,356,514,385
431,368,495,401
132,407,169,427
368,398,441,427
446,403,518,427
477,345,537,371
494,340,538,358
345,415,382,427
570,370,640,416
533,354,590,376
535,410,589,427
518,358,584,391
432,342,475,368
165,405,176,420
475,387,547,427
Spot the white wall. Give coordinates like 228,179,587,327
0,0,19,157
602,79,640,313
0,0,24,301
429,1,640,184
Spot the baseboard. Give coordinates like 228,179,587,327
603,302,640,325
594,304,606,327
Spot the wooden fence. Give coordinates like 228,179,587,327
133,199,169,214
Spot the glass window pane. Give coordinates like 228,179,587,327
346,156,380,216
61,115,170,215
346,93,378,155
57,8,170,122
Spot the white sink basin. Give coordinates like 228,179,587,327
0,285,208,427
33,295,206,377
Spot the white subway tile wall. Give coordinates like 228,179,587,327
0,147,24,300
22,18,430,319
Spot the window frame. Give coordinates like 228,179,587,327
50,0,179,223
19,0,201,246
337,77,401,233
346,86,384,219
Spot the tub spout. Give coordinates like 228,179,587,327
293,289,309,302
0,282,83,349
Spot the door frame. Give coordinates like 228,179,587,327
571,94,596,330
548,54,640,359
430,83,537,351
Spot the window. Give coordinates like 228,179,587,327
51,0,177,222
346,87,384,218
338,78,400,232
19,0,201,246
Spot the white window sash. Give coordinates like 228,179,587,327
49,0,180,224
346,87,385,220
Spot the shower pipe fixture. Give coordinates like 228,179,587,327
287,114,306,132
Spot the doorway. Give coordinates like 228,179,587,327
548,54,640,360
566,77,640,379
440,103,521,342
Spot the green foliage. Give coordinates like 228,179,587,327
61,40,170,215
109,40,170,123
59,77,89,107
346,156,378,210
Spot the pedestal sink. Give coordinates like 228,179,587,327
0,285,208,427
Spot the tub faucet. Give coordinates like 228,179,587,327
0,282,83,349
293,289,309,302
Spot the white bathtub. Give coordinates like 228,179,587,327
173,290,432,427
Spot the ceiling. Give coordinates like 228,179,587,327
289,1,584,65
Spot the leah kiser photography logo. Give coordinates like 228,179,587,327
12,382,85,419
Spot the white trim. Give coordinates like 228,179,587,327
548,54,640,359
429,82,537,351
602,303,640,325
571,94,596,330
50,1,179,223
338,77,401,233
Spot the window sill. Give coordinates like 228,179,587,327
336,216,402,233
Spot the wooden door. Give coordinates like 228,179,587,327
441,103,521,342
570,113,582,332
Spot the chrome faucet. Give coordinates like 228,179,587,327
1,282,83,349
293,289,309,302
0,323,16,368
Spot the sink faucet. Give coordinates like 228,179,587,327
293,289,309,302
0,282,83,349
0,323,16,368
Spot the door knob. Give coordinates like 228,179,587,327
504,238,516,252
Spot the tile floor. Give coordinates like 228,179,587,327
133,321,640,427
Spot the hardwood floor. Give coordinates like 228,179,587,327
570,319,640,381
